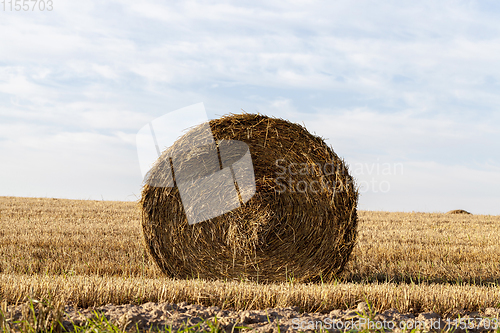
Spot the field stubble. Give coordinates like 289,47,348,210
1,196,500,314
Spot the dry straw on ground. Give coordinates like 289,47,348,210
140,114,359,283
1,197,499,284
2,274,500,315
1,197,500,313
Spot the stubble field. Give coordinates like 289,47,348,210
1,196,500,316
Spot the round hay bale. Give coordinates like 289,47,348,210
447,209,472,215
140,113,358,283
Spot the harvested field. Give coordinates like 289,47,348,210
1,273,500,315
1,196,500,330
1,196,499,285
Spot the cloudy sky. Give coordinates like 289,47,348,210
1,1,499,214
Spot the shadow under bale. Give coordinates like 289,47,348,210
140,114,358,283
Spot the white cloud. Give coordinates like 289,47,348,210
0,0,499,213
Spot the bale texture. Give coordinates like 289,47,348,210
140,114,358,283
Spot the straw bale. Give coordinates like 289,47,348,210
447,209,471,215
140,114,358,283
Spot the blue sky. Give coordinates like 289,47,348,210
1,1,499,214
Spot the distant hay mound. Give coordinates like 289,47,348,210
447,209,472,215
140,114,358,283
